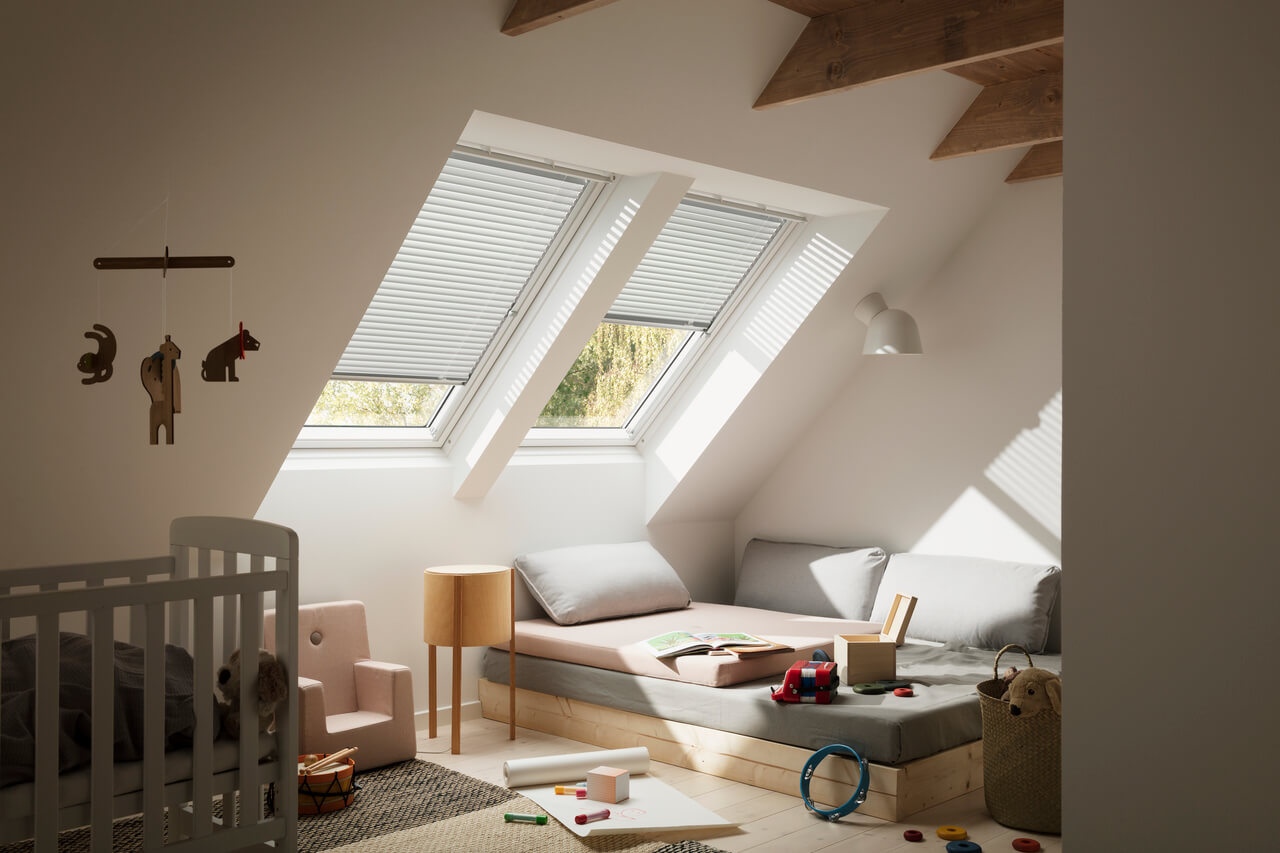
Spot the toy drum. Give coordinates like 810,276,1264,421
297,754,358,814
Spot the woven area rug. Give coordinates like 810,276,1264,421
0,760,731,853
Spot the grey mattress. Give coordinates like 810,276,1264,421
483,642,1062,766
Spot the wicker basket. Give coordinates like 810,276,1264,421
977,644,1061,834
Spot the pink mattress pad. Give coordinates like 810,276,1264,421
495,602,880,687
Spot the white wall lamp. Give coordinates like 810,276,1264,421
854,292,923,355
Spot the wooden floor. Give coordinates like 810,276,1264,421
418,718,1063,853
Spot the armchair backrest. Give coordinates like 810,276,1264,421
266,599,371,716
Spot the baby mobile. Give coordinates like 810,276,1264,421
88,245,261,445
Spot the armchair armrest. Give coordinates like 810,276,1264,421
297,675,330,738
353,660,414,719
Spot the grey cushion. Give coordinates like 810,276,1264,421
515,541,691,625
734,539,889,621
869,553,1062,652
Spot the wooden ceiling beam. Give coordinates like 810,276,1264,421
754,0,1063,109
930,71,1062,159
501,0,623,37
1005,140,1063,182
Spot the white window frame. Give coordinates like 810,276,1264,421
521,207,804,448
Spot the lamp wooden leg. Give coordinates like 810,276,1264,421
509,567,516,741
451,643,462,755
428,643,437,739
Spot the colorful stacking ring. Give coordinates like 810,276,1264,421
852,683,886,694
1012,839,1041,852
893,687,914,697
946,842,981,853
903,829,924,842
937,825,968,840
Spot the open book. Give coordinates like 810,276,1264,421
643,630,789,659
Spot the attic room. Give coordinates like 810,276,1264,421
0,1,1274,852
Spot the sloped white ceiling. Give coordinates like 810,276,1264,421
0,0,1019,567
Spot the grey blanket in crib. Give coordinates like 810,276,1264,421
0,632,217,787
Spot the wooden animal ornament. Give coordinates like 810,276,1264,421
140,335,182,445
76,324,117,384
202,322,259,381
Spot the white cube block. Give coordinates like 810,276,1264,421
586,765,629,803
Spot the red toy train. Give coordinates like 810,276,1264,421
771,660,840,703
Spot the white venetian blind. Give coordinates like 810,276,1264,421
334,152,591,384
605,198,786,330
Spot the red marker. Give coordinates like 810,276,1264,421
575,808,610,825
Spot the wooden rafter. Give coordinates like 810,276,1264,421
754,0,1064,109
1005,140,1062,182
930,71,1062,159
501,0,623,37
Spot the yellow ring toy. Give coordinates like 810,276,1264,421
937,826,968,840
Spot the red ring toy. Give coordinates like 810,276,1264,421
1012,840,1041,852
903,829,924,842
893,687,914,697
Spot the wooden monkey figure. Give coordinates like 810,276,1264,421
202,326,260,381
140,335,182,445
76,324,116,384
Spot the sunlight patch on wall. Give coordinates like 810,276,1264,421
653,350,760,479
912,486,1059,564
984,391,1062,539
743,233,853,361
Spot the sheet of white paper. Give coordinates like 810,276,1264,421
520,774,736,836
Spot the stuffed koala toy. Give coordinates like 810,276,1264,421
217,648,288,737
1000,667,1062,718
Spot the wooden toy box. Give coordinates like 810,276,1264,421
835,594,917,685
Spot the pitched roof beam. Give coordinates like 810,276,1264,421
501,0,624,36
930,71,1062,160
754,0,1064,109
1005,140,1063,182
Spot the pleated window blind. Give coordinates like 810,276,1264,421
605,198,786,330
333,152,592,384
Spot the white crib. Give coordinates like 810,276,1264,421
0,516,299,852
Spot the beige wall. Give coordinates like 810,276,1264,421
1065,1,1280,847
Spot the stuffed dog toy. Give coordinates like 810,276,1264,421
1001,667,1062,718
217,648,288,737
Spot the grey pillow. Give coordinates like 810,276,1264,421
869,553,1062,652
515,541,691,625
734,539,889,620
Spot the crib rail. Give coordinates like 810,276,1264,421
0,517,298,853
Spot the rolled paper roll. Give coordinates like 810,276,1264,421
503,748,649,788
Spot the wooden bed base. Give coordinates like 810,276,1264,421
478,677,982,822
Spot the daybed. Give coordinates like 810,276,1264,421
0,516,300,852
480,538,1061,821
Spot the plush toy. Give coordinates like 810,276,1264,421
217,648,288,737
1000,667,1062,718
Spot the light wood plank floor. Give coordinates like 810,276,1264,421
418,719,1063,853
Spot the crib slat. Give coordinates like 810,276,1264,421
34,616,59,853
191,594,214,837
144,602,166,848
275,557,299,846
221,551,237,668
170,544,191,648
90,607,115,853
130,573,146,646
239,586,263,823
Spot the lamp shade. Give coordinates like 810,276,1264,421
423,565,513,647
854,292,923,355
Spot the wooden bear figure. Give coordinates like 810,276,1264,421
140,335,182,445
202,326,260,382
77,324,116,384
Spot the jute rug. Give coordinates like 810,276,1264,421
0,760,731,853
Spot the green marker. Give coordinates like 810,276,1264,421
503,813,547,824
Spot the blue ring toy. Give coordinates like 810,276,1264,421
800,744,869,821
945,842,981,853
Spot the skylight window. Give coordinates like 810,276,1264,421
534,197,788,431
306,151,594,428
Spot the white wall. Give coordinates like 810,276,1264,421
1065,2,1280,847
0,0,1016,569
258,450,732,719
737,178,1063,566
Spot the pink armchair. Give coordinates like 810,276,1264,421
265,600,416,771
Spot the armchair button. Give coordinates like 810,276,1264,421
310,631,323,646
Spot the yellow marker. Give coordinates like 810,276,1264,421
555,784,586,795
